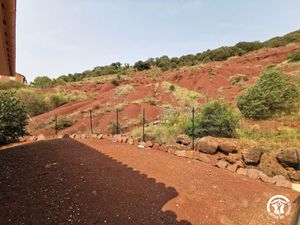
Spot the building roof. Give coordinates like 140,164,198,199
0,0,16,76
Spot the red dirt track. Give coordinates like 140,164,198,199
0,138,299,224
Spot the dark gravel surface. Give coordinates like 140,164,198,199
0,139,191,225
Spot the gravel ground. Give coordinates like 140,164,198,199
0,138,299,225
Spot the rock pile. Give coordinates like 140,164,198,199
21,132,299,189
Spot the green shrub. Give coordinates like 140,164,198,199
184,101,240,138
237,71,300,120
133,61,151,71
0,92,27,145
48,93,70,108
131,111,189,144
288,51,300,62
0,80,25,90
111,79,120,86
169,84,176,91
17,89,51,116
16,89,87,117
55,117,74,130
31,76,54,88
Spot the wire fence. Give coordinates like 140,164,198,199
52,107,299,150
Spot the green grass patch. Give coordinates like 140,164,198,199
161,81,200,107
114,85,135,98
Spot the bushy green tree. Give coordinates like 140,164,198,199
235,41,263,53
0,92,27,145
133,61,151,71
237,71,300,120
31,76,54,88
184,101,240,138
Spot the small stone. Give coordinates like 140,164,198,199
175,150,186,157
176,134,191,146
45,163,58,169
227,163,238,172
28,136,37,142
226,153,240,164
259,173,275,184
236,168,247,176
194,152,217,166
146,141,153,148
216,159,228,169
139,142,146,147
128,138,134,145
246,168,261,180
36,134,46,141
153,143,160,149
235,160,245,168
273,175,292,188
59,134,69,139
288,171,300,182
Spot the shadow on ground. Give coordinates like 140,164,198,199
0,138,192,225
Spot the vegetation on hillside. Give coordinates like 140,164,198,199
54,117,74,131
237,71,300,120
288,51,300,62
0,92,27,145
0,81,91,117
31,29,300,86
0,80,25,90
184,101,240,138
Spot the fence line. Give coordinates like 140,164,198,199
51,107,297,150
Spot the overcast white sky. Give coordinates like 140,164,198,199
16,0,300,82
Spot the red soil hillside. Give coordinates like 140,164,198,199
28,44,300,136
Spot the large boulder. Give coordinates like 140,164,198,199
276,147,300,169
242,147,263,165
218,141,238,154
176,135,191,146
288,171,300,182
195,136,218,154
258,153,287,177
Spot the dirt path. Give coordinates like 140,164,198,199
79,139,299,225
0,138,299,225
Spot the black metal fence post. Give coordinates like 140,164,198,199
55,115,58,135
89,109,93,134
192,107,195,151
142,109,145,142
116,109,119,135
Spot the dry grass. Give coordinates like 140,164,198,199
161,81,200,107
